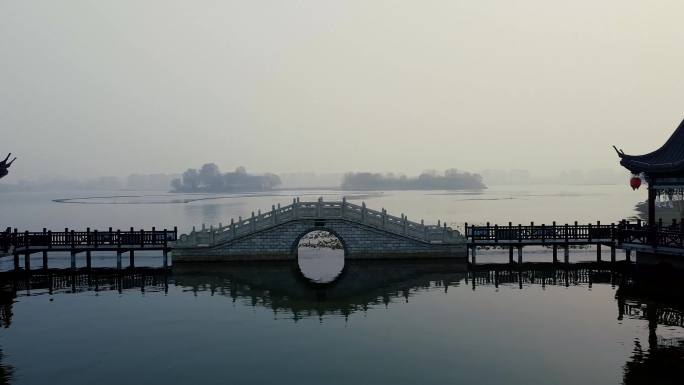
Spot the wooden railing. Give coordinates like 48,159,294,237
617,219,684,249
466,222,617,244
176,198,463,247
467,218,684,250
1,227,177,254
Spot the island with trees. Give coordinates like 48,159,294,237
341,169,485,190
171,164,281,193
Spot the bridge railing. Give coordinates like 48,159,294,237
177,198,463,247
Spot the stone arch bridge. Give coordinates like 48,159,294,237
172,198,466,262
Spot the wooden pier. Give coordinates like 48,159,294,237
0,227,177,270
466,219,684,265
465,221,621,264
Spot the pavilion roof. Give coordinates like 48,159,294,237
617,118,684,174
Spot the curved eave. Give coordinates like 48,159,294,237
617,118,684,175
620,158,684,175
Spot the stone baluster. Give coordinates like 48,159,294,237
272,205,277,224
341,197,347,217
317,197,323,217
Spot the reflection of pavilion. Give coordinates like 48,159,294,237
616,268,684,385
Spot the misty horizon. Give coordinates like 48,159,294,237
2,1,683,180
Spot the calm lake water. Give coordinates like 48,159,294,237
1,185,683,384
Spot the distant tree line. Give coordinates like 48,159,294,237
171,164,281,193
341,169,485,190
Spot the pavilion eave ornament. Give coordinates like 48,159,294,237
0,153,17,180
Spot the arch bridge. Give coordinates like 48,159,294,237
172,198,466,262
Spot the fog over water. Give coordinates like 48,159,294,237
2,1,684,180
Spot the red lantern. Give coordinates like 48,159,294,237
630,176,642,190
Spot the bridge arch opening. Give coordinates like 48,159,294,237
294,229,347,284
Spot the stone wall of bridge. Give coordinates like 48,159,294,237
173,219,466,262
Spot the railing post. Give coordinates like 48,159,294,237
341,197,347,217
494,224,499,243
163,228,168,248
403,215,408,235
71,230,75,249
530,222,534,241
464,222,468,242
48,230,53,250
293,198,299,218
361,202,366,222
517,224,522,243
382,209,387,229
541,224,546,244
272,205,277,224
231,218,236,237
317,197,322,217
442,222,447,242
251,212,256,232
588,223,593,243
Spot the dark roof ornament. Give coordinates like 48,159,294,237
0,153,17,180
617,118,684,174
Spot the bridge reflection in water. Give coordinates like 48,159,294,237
1,262,683,385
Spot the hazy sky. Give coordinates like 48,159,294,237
2,0,683,179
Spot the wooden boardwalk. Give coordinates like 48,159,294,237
466,219,684,264
1,227,177,270
465,221,622,264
